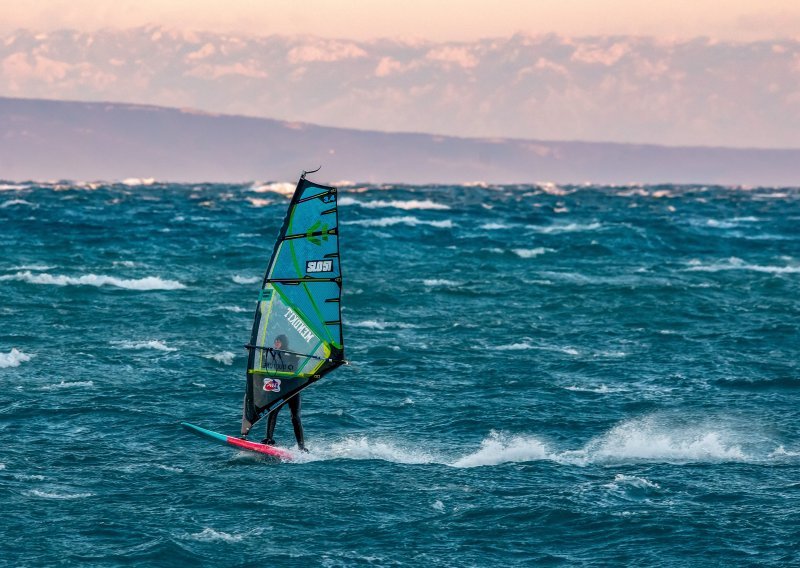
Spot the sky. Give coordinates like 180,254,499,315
2,0,800,42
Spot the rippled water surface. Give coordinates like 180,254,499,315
1,181,799,566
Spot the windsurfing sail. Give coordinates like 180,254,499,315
241,174,345,436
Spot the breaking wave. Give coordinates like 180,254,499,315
205,351,235,365
512,247,553,258
349,320,417,330
0,271,186,290
0,348,33,368
250,181,295,196
113,340,178,352
686,257,800,274
25,490,93,500
185,528,246,543
232,275,259,284
344,216,453,228
338,197,450,210
38,380,94,391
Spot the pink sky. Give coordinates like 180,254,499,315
2,0,799,41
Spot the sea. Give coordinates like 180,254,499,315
1,179,798,567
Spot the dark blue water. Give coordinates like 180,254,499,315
1,180,799,566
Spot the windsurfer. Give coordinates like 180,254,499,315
262,335,307,451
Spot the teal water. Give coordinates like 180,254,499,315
1,181,799,566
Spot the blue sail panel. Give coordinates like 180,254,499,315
241,176,344,435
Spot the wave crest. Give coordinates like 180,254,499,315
0,271,186,290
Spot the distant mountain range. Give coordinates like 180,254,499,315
1,96,798,185
2,28,800,150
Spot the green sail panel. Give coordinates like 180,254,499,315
241,176,345,436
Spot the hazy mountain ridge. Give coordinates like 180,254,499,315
2,27,799,149
1,96,798,184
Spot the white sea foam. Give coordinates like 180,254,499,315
0,271,186,290
250,181,295,196
564,384,615,393
0,348,33,368
604,474,661,491
338,197,450,210
206,351,235,365
12,264,53,270
538,183,571,196
25,490,93,500
512,247,552,258
0,463,5,470
321,436,437,464
585,418,748,464
768,446,800,458
114,340,177,352
479,222,513,230
432,500,445,511
246,197,273,207
422,279,459,287
344,216,453,228
528,222,603,234
686,257,800,274
349,320,417,330
1,199,34,208
120,178,156,186
232,275,259,284
38,381,94,391
219,305,248,313
187,528,244,543
496,341,535,351
452,432,550,468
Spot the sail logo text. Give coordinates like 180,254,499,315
306,260,333,273
284,308,315,343
263,378,281,392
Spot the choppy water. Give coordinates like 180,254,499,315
1,180,799,566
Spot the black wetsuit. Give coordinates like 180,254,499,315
264,395,304,450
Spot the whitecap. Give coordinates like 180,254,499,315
586,417,747,464
349,320,417,330
422,279,459,287
479,222,513,230
246,197,273,207
25,490,93,500
322,436,436,464
0,271,186,290
496,342,534,351
250,182,295,196
232,275,259,284
685,257,800,274
338,197,450,210
206,351,235,365
0,199,34,208
452,432,550,468
12,264,53,270
219,305,248,313
512,247,552,258
344,216,453,229
432,500,445,511
38,381,94,391
120,177,156,186
0,183,29,191
564,384,615,393
604,474,661,490
528,222,603,234
0,348,33,368
186,528,244,543
113,340,178,352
